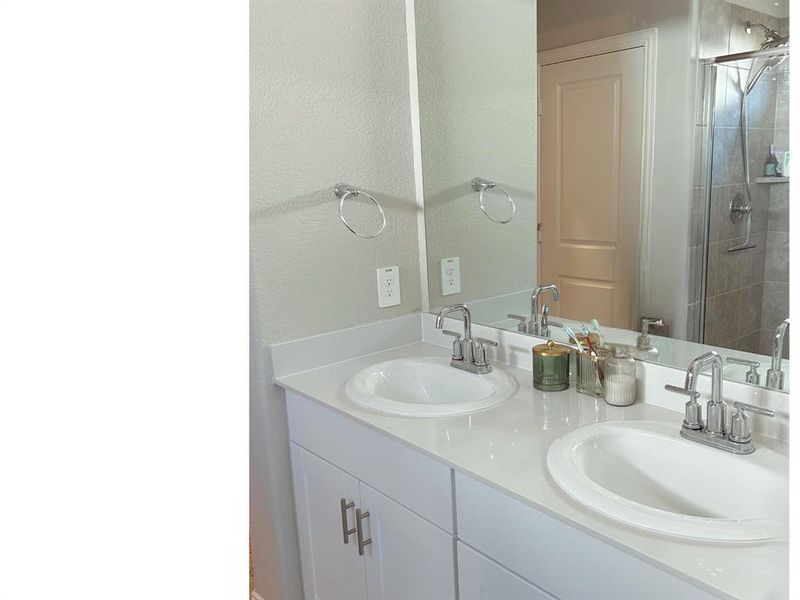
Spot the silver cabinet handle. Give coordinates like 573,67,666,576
340,498,355,544
355,508,372,556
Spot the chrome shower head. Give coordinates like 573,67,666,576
745,20,789,50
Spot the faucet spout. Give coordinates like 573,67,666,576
667,350,774,454
766,319,789,390
435,303,472,340
683,351,725,436
684,351,723,404
435,303,496,374
531,284,559,334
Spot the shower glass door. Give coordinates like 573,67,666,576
697,48,789,357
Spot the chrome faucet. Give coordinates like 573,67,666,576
726,357,761,385
766,319,789,390
506,313,532,333
436,304,497,374
531,284,559,336
665,351,774,454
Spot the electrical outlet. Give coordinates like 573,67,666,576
377,266,401,308
440,257,461,296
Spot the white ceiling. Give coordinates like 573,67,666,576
727,0,790,19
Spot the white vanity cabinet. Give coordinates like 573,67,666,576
285,390,719,600
290,445,366,600
290,444,456,600
359,482,455,600
287,391,457,600
457,542,556,600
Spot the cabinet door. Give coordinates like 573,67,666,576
458,542,555,600
290,444,367,600
359,483,455,600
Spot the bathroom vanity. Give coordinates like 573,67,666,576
273,315,789,600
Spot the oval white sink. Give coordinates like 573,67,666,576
345,357,517,417
547,420,788,542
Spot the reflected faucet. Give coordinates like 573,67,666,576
766,319,790,390
531,284,559,336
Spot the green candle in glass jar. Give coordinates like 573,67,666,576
533,340,570,391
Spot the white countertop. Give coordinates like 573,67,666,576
275,340,788,600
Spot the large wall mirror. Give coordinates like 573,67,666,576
414,0,790,393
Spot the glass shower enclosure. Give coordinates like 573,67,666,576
693,45,790,359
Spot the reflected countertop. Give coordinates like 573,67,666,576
276,341,788,600
487,315,790,391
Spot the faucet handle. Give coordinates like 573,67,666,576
733,401,775,417
473,337,497,369
441,330,464,361
730,402,775,444
726,357,761,384
665,384,703,430
664,384,700,398
507,314,530,333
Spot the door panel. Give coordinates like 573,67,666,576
360,483,456,600
290,444,367,600
458,542,555,600
559,76,621,244
557,277,618,325
540,46,645,329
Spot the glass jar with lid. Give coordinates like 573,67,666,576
533,340,570,391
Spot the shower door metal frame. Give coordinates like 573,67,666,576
695,45,789,344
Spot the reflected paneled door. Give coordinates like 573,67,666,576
540,46,645,329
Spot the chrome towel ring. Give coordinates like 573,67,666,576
334,183,387,239
472,177,515,224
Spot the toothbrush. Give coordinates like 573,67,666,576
562,324,584,350
589,318,604,347
580,325,606,386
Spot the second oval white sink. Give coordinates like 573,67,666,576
547,420,788,542
345,356,517,417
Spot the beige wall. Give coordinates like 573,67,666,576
539,0,699,337
250,1,422,597
416,0,538,313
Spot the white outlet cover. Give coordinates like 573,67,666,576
440,257,461,296
377,266,401,308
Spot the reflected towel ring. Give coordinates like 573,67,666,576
334,183,387,239
472,177,515,224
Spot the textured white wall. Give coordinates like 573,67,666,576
251,0,421,345
250,0,421,597
538,0,698,336
416,0,538,314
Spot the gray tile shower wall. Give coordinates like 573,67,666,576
688,0,790,355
